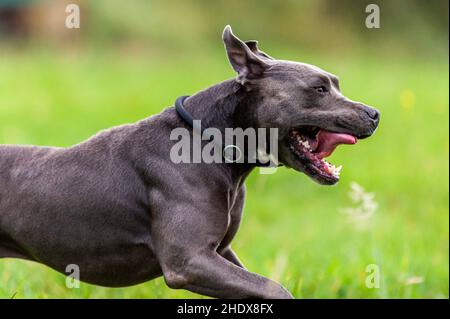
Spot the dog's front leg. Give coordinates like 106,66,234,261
151,202,293,299
219,246,245,269
161,250,293,299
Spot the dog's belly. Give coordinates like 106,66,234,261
0,145,163,287
45,239,161,288
3,203,162,287
46,239,162,288
2,203,162,287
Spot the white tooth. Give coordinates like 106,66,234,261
330,164,342,177
326,163,341,177
304,141,310,149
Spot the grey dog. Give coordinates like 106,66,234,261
0,26,379,299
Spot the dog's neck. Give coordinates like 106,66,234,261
181,79,256,182
183,79,244,131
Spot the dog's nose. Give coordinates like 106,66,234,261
365,108,380,126
365,108,379,120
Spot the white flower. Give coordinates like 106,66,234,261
340,182,378,229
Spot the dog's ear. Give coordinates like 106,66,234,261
244,40,274,60
222,25,270,84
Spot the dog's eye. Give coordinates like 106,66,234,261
314,86,328,94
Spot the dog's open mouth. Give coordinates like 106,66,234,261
287,126,357,184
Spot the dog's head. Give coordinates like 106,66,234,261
222,26,380,185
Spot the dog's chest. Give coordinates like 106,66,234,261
220,185,245,247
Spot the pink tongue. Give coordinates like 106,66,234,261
314,129,357,158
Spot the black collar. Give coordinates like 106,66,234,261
175,96,196,131
174,95,275,167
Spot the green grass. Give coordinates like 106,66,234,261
0,47,448,298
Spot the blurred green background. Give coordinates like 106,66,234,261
0,0,448,298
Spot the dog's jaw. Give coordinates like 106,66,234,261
278,126,359,185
